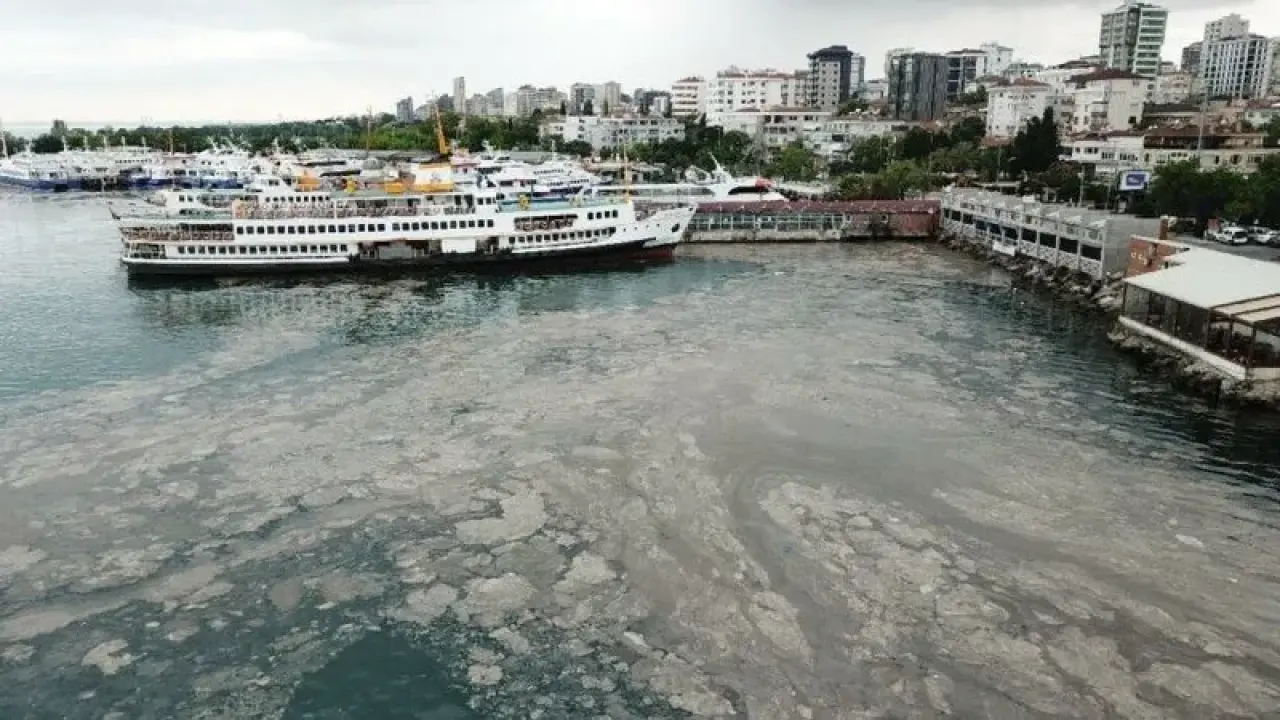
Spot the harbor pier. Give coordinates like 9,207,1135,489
682,200,940,243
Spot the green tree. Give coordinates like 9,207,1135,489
868,160,930,199
899,127,936,161
1263,116,1280,148
957,86,988,107
1009,108,1062,176
765,140,820,181
835,94,869,116
1147,160,1248,234
841,136,895,174
947,116,986,147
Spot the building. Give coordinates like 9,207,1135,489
650,94,672,117
1200,32,1273,99
704,67,803,120
1205,13,1250,42
1066,68,1147,133
945,43,1015,99
453,77,467,117
541,115,685,151
1272,39,1280,96
570,83,596,114
1003,61,1046,79
670,76,706,118
1061,132,1146,176
595,82,623,115
888,53,948,121
1141,127,1279,173
1120,241,1280,383
884,48,916,79
985,79,1054,138
1034,60,1105,95
514,85,565,117
862,79,889,102
503,90,519,117
1098,1,1168,78
807,118,919,156
485,88,505,116
806,45,865,111
394,96,414,124
939,188,1161,281
1181,42,1203,74
1151,69,1195,104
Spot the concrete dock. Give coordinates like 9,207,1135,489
682,200,940,243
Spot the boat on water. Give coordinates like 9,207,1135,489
112,162,694,277
590,158,786,204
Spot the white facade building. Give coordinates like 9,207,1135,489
1098,1,1168,78
1061,133,1146,176
1200,32,1274,99
1034,61,1104,95
862,79,889,101
670,76,706,118
1205,13,1250,42
1067,69,1147,133
543,115,685,151
704,68,803,120
986,79,1055,138
595,82,623,115
1151,69,1195,104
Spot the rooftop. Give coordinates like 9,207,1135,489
1069,68,1147,84
1126,248,1280,310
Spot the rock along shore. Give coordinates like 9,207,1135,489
939,232,1280,411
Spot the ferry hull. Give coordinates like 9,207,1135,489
0,176,72,192
121,238,677,278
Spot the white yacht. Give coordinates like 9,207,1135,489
591,161,786,204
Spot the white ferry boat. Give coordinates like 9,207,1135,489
114,164,694,277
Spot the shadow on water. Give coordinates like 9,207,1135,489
938,278,1280,505
123,256,759,348
283,631,478,720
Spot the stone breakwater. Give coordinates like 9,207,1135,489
939,232,1123,313
940,231,1280,410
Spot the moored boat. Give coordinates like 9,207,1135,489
113,163,694,277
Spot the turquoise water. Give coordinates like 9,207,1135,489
2,190,1280,718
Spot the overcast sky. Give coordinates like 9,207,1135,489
3,0,1278,124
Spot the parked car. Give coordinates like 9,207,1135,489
1209,225,1251,245
1249,226,1278,245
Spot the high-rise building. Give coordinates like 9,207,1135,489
884,48,916,80
1200,32,1272,98
1204,13,1249,42
704,67,803,119
452,77,467,116
805,45,864,111
1098,1,1168,78
888,53,948,121
570,83,596,114
595,82,623,115
1181,42,1202,74
394,96,414,124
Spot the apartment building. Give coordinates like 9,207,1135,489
985,79,1055,138
888,53,949,121
704,68,803,120
806,45,865,111
542,115,685,151
1098,1,1168,78
670,76,706,118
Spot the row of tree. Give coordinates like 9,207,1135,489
1145,157,1280,231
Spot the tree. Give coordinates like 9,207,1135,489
899,127,936,161
559,100,568,116
957,86,988,107
947,116,986,147
1263,116,1280,148
1009,107,1062,176
765,140,820,181
868,160,930,199
840,135,894,174
836,94,870,116
1147,160,1247,234
582,99,595,116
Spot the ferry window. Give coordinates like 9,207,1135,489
267,226,276,235
588,212,595,220
249,247,258,255
234,227,243,235
392,223,400,232
317,225,326,234
239,247,247,254
307,226,316,234
219,247,228,255
449,220,457,229
310,245,318,253
377,224,386,232
357,224,366,232
430,222,439,230
256,227,264,234
289,245,298,253
327,225,336,233
488,220,494,228
176,247,185,255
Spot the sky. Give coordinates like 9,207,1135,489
3,0,1279,125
